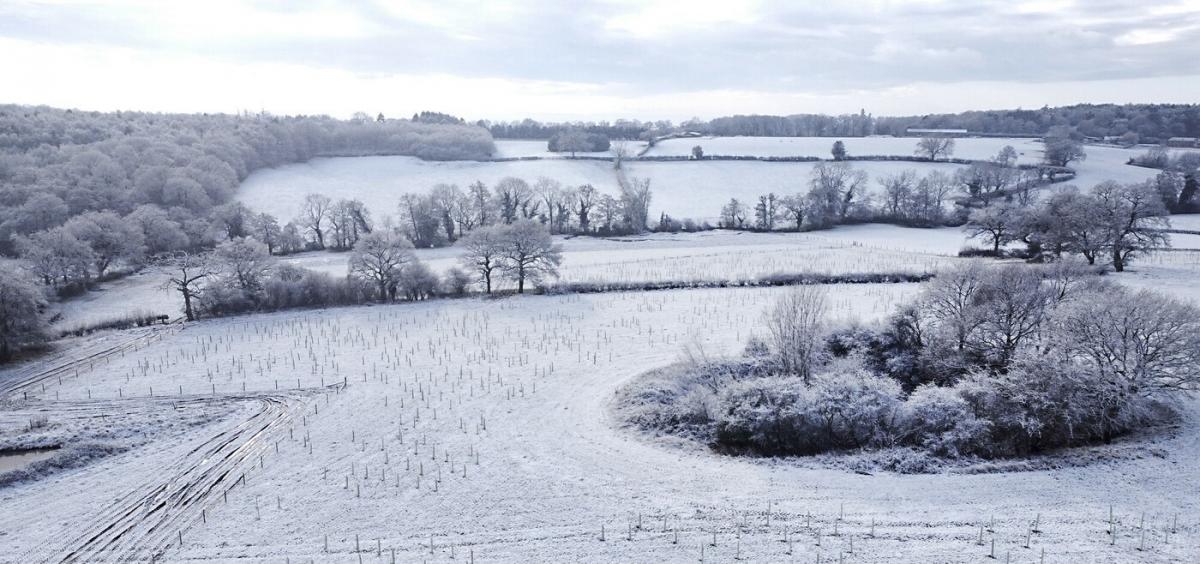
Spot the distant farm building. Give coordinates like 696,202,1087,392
905,128,969,137
1167,137,1198,148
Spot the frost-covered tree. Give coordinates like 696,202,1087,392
0,270,47,361
573,184,598,233
720,198,748,228
349,230,416,302
831,140,847,161
250,212,282,255
1091,180,1169,271
915,136,955,160
499,220,562,293
64,211,145,276
765,285,828,383
214,237,274,292
965,203,1023,254
158,250,212,321
457,225,506,293
620,177,653,232
299,193,332,249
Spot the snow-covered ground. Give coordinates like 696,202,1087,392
647,136,1173,198
3,283,1197,562
237,156,622,222
623,160,966,222
647,135,1047,163
47,226,969,330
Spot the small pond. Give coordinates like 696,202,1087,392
0,447,60,473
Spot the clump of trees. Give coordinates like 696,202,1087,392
457,220,562,294
171,219,563,320
620,262,1199,465
547,130,610,156
964,179,1170,271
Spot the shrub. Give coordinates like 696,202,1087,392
901,385,990,457
809,368,903,449
715,377,822,455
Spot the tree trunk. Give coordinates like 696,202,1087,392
182,288,195,321
484,271,492,294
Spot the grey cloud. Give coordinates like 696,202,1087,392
2,0,1198,96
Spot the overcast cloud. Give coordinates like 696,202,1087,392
1,0,1198,120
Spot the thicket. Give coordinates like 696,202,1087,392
618,262,1199,467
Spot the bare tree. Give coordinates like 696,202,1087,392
610,139,631,169
500,220,562,293
573,184,598,233
250,212,282,255
620,176,653,232
349,230,416,302
457,225,506,293
495,177,533,224
430,184,464,242
214,237,274,292
159,250,212,321
1091,181,1170,271
299,193,332,249
915,136,955,160
765,285,828,383
534,177,564,233
965,203,1022,254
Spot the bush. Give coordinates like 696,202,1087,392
809,368,903,449
901,385,990,457
715,377,823,455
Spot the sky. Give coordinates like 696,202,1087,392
1,0,1199,122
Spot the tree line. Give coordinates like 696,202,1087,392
712,141,1064,232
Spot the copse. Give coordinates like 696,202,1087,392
625,262,1199,462
973,180,1171,271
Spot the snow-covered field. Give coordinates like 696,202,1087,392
237,137,1171,226
47,226,970,330
647,136,1174,196
7,218,1200,562
647,135,1047,163
624,160,966,221
3,282,1197,562
237,156,622,222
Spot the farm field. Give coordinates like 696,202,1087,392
237,156,622,222
4,283,1197,562
46,225,971,331
623,160,966,221
236,137,1178,227
649,136,1177,194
